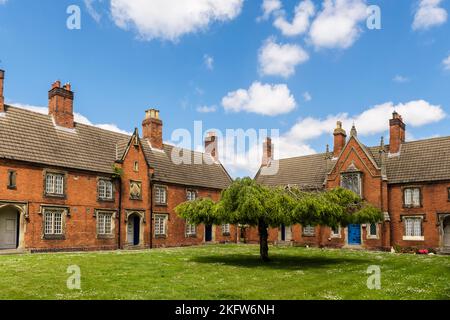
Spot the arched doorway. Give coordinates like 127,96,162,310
0,206,20,250
127,214,141,246
443,216,450,249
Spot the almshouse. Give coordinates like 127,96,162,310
0,70,235,252
253,115,450,253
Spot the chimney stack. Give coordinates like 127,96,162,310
205,131,219,162
333,121,347,158
389,111,405,154
0,69,5,113
142,109,163,149
48,80,74,128
262,137,273,167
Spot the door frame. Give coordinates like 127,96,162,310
125,210,145,247
347,224,362,246
438,213,450,250
0,201,27,250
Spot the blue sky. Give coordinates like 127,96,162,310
0,0,449,177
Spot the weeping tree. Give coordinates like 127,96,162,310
176,178,383,262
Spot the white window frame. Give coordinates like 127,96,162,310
186,190,197,201
404,188,421,208
45,173,65,196
98,179,114,200
155,186,167,205
303,225,315,237
331,225,341,238
43,208,65,236
367,223,379,239
222,224,231,235
403,216,424,241
97,212,114,236
154,214,168,237
341,172,362,197
185,222,196,237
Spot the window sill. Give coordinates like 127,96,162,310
130,198,143,201
403,236,424,241
330,235,341,239
222,233,231,237
43,235,65,240
98,198,115,203
7,186,17,190
44,194,66,199
403,205,422,209
367,236,379,240
97,234,115,239
155,235,167,239
302,234,316,237
155,203,168,207
186,234,197,238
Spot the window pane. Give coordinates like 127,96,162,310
55,176,64,195
44,212,53,234
370,223,377,236
46,175,54,194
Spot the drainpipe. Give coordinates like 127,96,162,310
149,171,154,249
117,178,123,250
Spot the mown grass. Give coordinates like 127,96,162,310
0,245,449,300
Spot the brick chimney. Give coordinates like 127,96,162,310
389,111,406,154
0,69,5,113
142,109,163,149
48,80,74,128
333,121,347,158
205,131,219,162
262,137,273,167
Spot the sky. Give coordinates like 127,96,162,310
0,0,449,177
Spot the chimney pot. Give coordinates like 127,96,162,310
333,121,347,158
389,111,406,154
142,109,163,149
48,80,74,128
262,137,273,167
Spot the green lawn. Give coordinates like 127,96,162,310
0,245,449,300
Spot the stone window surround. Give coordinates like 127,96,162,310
39,205,70,240
222,223,231,236
401,214,425,241
402,186,423,209
185,221,197,238
43,169,68,199
447,187,450,202
302,225,316,237
154,184,168,206
7,169,17,190
366,223,379,240
340,171,363,198
97,177,115,202
154,213,169,238
186,189,198,201
330,225,341,238
94,209,117,239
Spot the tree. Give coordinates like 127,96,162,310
176,178,383,262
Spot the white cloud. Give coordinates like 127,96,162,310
84,0,103,23
413,0,448,31
222,82,297,116
196,105,217,113
10,102,131,135
0,0,7,4
204,54,214,70
260,0,282,20
110,0,244,41
309,0,368,49
393,75,410,83
303,91,312,101
273,0,316,36
258,38,309,78
443,54,450,70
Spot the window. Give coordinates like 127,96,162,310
341,172,362,197
222,224,230,235
186,222,196,237
97,212,113,235
133,161,139,172
186,190,196,201
447,188,450,201
404,188,421,207
45,173,64,196
44,209,64,236
155,186,167,205
7,170,16,189
303,225,315,237
331,226,341,238
368,223,378,238
98,179,113,200
404,217,423,240
154,215,167,237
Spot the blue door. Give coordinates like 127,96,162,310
348,224,361,245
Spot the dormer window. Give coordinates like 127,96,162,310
341,172,362,197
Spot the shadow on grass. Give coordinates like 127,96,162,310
192,253,370,271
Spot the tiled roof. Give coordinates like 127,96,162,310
255,136,450,187
0,105,232,190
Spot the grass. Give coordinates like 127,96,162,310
0,244,449,300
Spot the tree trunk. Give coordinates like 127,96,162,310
258,221,270,262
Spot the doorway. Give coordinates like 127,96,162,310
348,224,362,245
444,216,450,249
280,225,292,242
205,225,213,242
127,214,141,246
0,206,20,250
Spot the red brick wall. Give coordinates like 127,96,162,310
388,182,450,249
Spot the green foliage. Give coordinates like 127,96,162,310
175,198,219,226
111,164,124,180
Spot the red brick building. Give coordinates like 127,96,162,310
255,116,450,253
0,70,235,252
